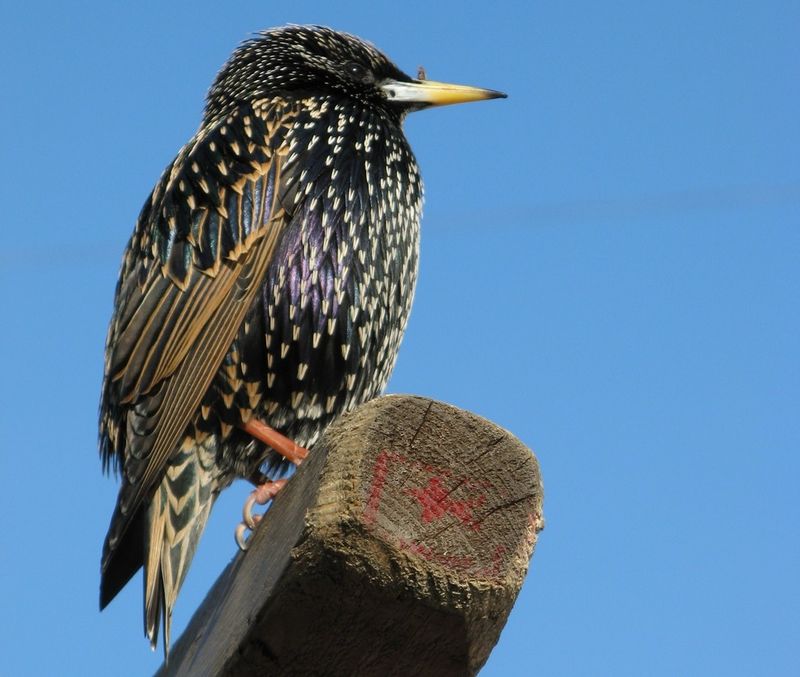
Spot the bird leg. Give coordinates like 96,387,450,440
243,418,308,465
235,418,309,550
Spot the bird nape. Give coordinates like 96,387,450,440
98,24,505,656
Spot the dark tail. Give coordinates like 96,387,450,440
144,442,218,654
101,440,219,657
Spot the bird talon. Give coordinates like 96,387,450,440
235,523,251,551
236,479,288,548
243,493,259,529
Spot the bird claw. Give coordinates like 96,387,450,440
235,523,250,551
235,478,288,550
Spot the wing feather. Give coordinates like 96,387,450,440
100,102,291,558
124,196,285,516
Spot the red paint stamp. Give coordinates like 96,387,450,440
363,449,505,578
404,477,485,531
363,450,404,528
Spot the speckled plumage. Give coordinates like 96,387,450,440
98,25,503,654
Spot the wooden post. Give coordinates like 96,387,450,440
157,395,544,677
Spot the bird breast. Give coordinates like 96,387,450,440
255,97,424,441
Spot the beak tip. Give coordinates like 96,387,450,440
477,88,507,102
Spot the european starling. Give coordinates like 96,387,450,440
99,24,505,653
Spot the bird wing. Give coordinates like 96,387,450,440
100,102,293,562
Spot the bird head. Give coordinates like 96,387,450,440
204,25,505,124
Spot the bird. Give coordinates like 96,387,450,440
98,24,505,655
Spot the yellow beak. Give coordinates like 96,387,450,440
380,78,507,108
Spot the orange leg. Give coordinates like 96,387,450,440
243,418,308,465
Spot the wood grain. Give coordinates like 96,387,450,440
156,395,544,677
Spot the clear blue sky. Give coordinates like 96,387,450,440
1,2,798,675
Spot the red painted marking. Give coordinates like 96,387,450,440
364,450,391,526
363,449,506,578
404,477,486,531
364,449,411,525
488,545,507,577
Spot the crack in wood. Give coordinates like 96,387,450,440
408,399,435,451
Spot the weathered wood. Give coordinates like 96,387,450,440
157,395,544,677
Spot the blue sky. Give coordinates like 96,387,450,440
1,2,798,675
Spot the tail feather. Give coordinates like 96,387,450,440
100,504,145,610
144,440,218,656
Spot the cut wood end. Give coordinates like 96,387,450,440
305,394,544,610
158,395,544,677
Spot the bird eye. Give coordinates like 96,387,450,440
344,61,372,82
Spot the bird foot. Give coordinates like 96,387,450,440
235,419,309,550
235,478,288,550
